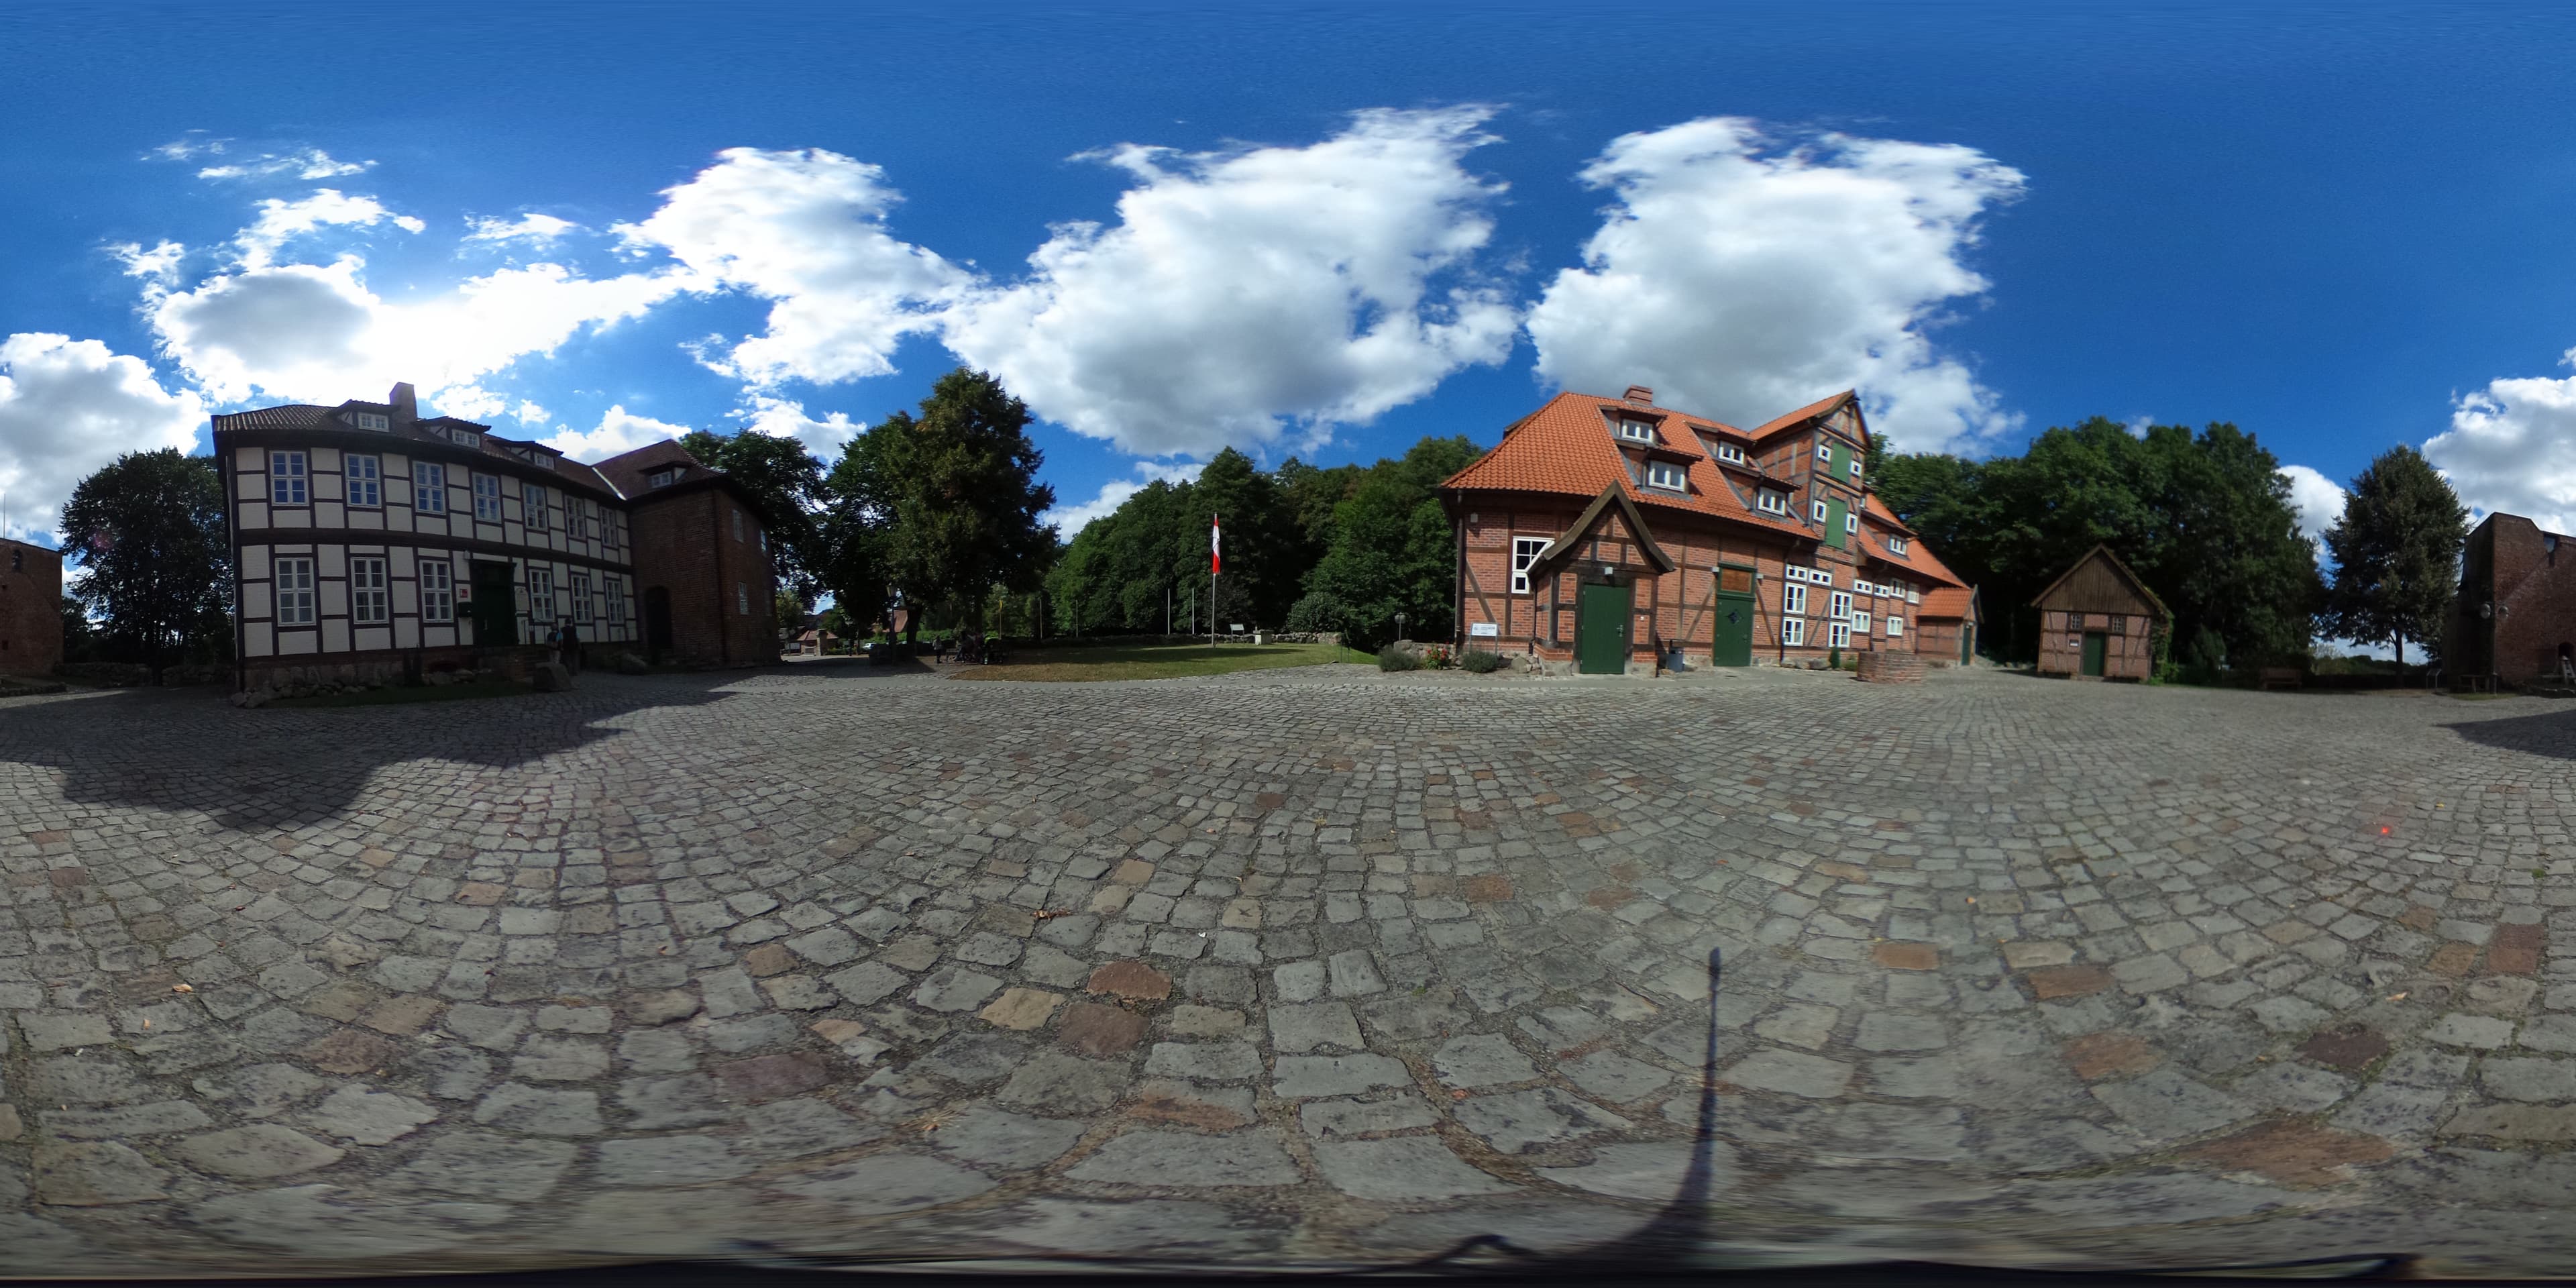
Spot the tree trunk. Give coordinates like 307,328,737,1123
2394,627,2405,674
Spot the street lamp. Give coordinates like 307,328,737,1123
1395,612,1407,642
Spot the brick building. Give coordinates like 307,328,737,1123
214,384,777,690
1,537,64,678
2031,545,2166,680
1442,386,1977,674
2447,511,2576,688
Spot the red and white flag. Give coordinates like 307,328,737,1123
1210,514,1222,576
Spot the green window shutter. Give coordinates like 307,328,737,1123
1825,497,1848,549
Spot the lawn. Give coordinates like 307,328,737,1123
951,641,1370,682
267,679,534,708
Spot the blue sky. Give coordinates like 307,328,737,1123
7,1,2576,566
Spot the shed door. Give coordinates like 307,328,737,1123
1712,566,1756,667
1576,582,1631,674
2081,631,2108,677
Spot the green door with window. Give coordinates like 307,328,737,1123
1576,581,1631,674
470,561,518,646
2081,631,2108,677
1712,564,1756,667
1825,496,1848,549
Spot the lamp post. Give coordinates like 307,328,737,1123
1395,611,1407,643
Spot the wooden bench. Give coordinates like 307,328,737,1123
2257,666,2302,691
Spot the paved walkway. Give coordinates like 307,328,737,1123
3,664,2575,1275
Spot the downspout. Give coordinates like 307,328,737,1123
711,491,729,666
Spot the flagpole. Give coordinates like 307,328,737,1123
1210,513,1219,649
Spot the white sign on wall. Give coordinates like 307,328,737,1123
1469,622,1500,637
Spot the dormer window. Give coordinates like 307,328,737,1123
648,467,680,489
1712,441,1747,465
355,412,389,431
1617,419,1656,443
1887,535,1909,555
453,431,481,449
1645,462,1688,491
1756,489,1788,515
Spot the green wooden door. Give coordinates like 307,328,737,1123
1961,623,1976,665
1576,582,1631,674
2081,631,2107,677
1825,496,1848,549
1711,564,1756,667
470,561,518,646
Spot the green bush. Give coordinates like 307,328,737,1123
1285,592,1347,635
1828,647,1841,670
1376,644,1419,672
1460,649,1504,674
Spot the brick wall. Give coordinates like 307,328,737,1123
2468,513,2576,685
627,487,778,667
0,539,64,678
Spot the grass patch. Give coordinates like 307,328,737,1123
952,641,1368,682
268,679,533,708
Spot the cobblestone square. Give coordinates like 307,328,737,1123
6,663,2576,1273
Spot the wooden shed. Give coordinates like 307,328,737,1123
2031,545,2169,680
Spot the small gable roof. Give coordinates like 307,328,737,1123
2029,545,2171,618
1526,484,1680,580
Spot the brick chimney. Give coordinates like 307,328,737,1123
1623,385,1654,406
389,382,418,425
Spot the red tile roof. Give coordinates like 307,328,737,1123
1442,391,1810,537
1748,389,1860,442
1920,585,1976,621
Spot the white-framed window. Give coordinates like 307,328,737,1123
270,451,308,505
1618,419,1656,443
1827,619,1852,649
648,467,678,488
473,474,502,521
737,581,749,616
453,430,481,449
523,482,549,532
604,577,625,630
1829,590,1854,621
356,411,389,431
732,508,746,542
419,559,453,623
570,571,593,623
1887,534,1909,554
1783,584,1808,616
1888,614,1906,638
1646,461,1688,490
1814,566,1835,586
1845,513,1859,534
1811,498,1828,522
1816,441,1832,462
1713,441,1747,464
274,557,315,625
528,567,556,621
1852,609,1872,636
415,462,447,515
1756,490,1788,515
350,556,388,624
1907,585,1921,604
1511,536,1550,594
1782,616,1806,647
347,455,381,508
1848,455,1863,480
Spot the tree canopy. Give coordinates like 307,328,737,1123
58,449,231,680
679,427,829,604
870,369,1057,633
1876,417,2324,668
2321,444,2467,664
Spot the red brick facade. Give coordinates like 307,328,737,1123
625,486,780,667
1444,388,1975,672
2449,512,2576,686
1,538,64,678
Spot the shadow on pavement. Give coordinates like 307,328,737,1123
2443,706,2576,760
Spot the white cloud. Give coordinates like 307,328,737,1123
1525,117,2025,454
612,148,965,386
109,239,186,288
148,135,228,161
737,394,864,455
942,108,1516,458
199,148,374,181
2424,348,2576,531
2278,464,2347,543
0,335,205,543
466,213,580,246
547,405,694,464
513,399,549,425
234,189,421,269
1042,461,1205,535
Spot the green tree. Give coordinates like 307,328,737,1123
873,369,1057,635
680,428,830,601
2321,445,2467,666
819,427,893,637
1303,435,1481,650
58,449,230,683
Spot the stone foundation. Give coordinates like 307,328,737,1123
1856,649,1927,683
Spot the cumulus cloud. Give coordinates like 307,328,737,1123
1525,117,2025,454
109,239,186,288
546,405,695,464
737,394,865,455
613,148,965,386
2424,348,2576,531
235,189,423,268
199,148,374,181
466,213,579,246
942,108,1516,458
2278,464,2347,543
0,335,204,543
1042,460,1206,535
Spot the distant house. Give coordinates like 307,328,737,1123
2447,511,2576,687
1440,385,1976,674
1,537,63,677
793,627,839,656
2031,545,2167,680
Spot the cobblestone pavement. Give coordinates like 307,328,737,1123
8,663,2576,1275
